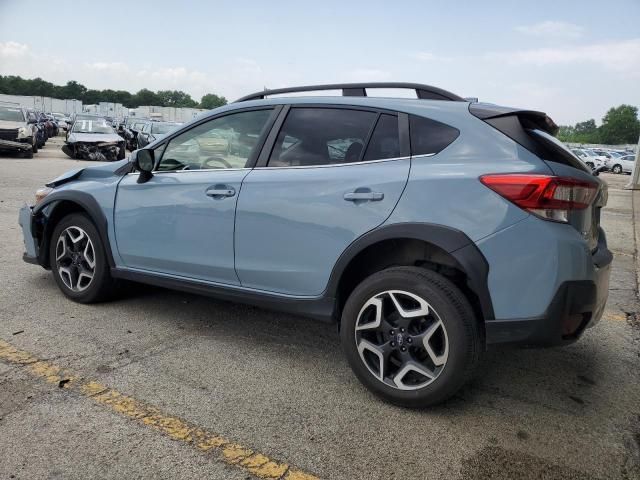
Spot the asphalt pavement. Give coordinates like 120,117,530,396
0,136,639,479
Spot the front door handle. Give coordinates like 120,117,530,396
205,185,235,198
344,190,384,202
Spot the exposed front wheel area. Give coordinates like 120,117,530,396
341,267,481,407
49,213,116,303
612,164,622,174
55,226,96,292
355,290,449,390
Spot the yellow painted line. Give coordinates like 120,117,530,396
0,339,319,480
604,312,627,322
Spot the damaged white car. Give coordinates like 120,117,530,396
62,118,126,161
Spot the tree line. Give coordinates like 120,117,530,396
0,75,228,110
557,105,640,145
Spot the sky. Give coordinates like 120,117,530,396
0,0,638,125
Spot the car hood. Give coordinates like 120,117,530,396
67,132,122,143
45,159,130,187
0,119,26,129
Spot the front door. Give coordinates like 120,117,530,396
114,108,275,285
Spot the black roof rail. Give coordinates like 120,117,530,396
234,82,465,103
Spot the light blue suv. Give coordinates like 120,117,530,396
19,83,612,407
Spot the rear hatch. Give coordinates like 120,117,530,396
471,103,607,252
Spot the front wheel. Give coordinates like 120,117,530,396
612,164,622,174
340,267,481,407
49,213,117,303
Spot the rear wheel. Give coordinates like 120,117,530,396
49,213,116,303
586,162,594,169
612,164,622,174
340,267,481,407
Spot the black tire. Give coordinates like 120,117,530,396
49,213,116,303
340,266,481,408
117,145,126,160
31,137,38,154
23,148,33,159
612,164,622,174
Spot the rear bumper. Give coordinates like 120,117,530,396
485,233,612,346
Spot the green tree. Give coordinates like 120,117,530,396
131,88,160,106
599,105,640,144
156,90,198,108
59,80,87,100
200,93,227,109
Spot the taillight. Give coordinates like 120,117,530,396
479,174,598,223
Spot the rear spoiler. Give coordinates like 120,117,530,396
469,104,558,136
470,103,586,172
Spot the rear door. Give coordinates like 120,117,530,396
234,106,411,296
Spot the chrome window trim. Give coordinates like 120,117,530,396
256,155,420,170
125,153,436,175
127,167,251,176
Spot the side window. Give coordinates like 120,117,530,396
363,114,400,161
268,108,377,167
158,109,273,171
409,115,460,156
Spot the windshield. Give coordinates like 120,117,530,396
0,106,25,122
151,123,179,134
72,119,114,134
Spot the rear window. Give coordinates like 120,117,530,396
409,115,459,156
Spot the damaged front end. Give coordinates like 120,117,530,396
62,141,123,162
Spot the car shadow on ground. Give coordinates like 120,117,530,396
29,270,610,419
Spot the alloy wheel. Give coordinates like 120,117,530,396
55,226,96,292
354,290,449,391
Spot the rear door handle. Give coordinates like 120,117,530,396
344,190,384,202
205,185,235,198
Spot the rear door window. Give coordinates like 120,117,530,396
267,108,377,167
363,114,400,161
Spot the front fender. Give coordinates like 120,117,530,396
32,191,115,268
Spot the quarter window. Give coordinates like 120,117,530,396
157,109,273,171
268,108,377,167
409,114,459,156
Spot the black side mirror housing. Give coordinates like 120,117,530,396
134,149,155,184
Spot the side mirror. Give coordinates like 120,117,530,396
134,149,155,184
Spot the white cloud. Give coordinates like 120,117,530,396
408,52,452,62
0,41,30,58
515,20,584,39
84,62,130,74
486,39,640,77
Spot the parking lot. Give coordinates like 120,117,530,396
1,136,639,479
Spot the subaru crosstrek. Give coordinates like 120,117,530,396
19,83,612,407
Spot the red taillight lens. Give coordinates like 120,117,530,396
479,174,598,222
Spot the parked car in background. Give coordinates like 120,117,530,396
610,154,635,174
51,113,71,131
571,148,606,170
26,109,47,148
0,104,38,157
62,117,126,161
137,121,181,148
19,83,612,408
